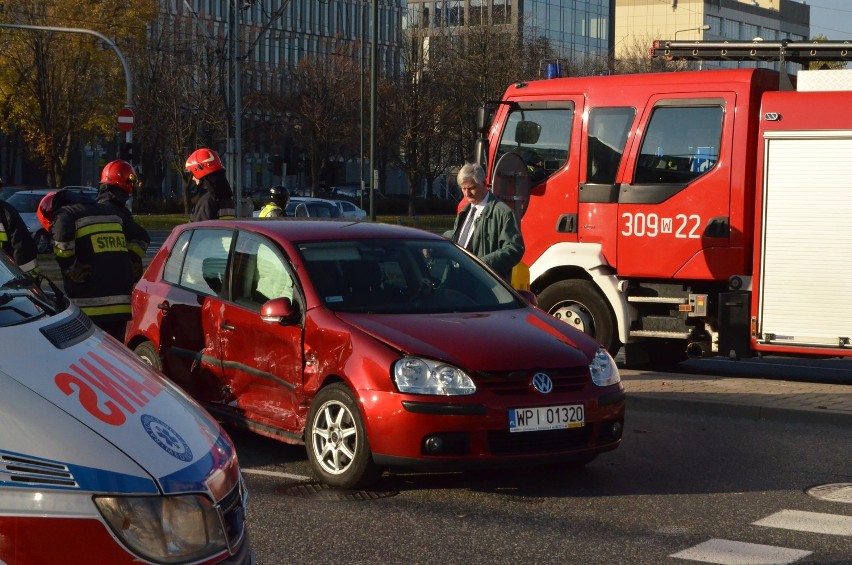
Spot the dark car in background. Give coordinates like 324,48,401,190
126,219,625,490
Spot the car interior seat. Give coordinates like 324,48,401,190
201,257,228,295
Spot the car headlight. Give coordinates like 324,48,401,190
589,347,621,387
393,357,476,395
94,494,228,563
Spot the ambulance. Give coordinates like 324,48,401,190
0,254,251,563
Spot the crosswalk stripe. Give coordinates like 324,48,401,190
753,509,852,537
670,538,811,564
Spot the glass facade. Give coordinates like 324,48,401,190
404,0,613,62
525,0,610,60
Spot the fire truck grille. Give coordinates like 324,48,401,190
1,452,77,488
488,427,592,455
474,368,588,395
40,309,94,350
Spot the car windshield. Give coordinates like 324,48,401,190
298,238,521,314
0,255,58,326
6,192,47,213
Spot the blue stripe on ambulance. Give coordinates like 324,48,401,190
157,433,235,494
0,448,157,494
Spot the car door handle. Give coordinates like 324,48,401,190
220,323,236,332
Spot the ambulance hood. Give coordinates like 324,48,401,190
0,308,239,499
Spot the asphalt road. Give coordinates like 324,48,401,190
234,407,851,565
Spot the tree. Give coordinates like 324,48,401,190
612,34,688,75
385,25,461,215
134,10,228,213
808,35,848,71
292,44,360,197
0,0,157,186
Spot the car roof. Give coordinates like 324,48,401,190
290,196,336,204
178,218,442,242
12,187,97,196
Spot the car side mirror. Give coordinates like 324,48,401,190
516,289,538,307
260,297,299,324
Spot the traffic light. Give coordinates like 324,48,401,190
120,142,134,162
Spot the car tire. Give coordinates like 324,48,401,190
305,383,381,489
134,341,163,372
537,279,620,356
34,230,52,254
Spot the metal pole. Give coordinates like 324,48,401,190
234,1,243,216
360,2,365,211
369,0,378,221
225,3,235,194
0,24,134,145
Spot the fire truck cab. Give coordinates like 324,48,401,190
478,40,852,364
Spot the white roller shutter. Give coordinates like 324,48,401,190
759,132,852,348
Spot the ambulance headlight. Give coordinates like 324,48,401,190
94,494,228,562
589,347,621,387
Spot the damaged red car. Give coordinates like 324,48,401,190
126,220,625,489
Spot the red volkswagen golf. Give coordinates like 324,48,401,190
127,220,625,489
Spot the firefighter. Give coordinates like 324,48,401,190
38,190,138,341
185,148,236,222
97,160,150,279
258,185,290,218
0,176,39,275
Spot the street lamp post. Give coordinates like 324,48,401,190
674,24,711,41
369,0,378,222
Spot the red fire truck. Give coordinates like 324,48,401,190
476,40,852,365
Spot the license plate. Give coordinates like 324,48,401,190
508,404,585,432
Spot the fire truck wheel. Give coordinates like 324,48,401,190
537,280,620,355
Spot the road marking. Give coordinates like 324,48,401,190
753,509,852,536
242,468,310,481
670,538,811,564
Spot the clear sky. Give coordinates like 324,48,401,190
806,0,852,39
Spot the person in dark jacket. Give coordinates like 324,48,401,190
446,163,525,282
38,189,138,341
96,160,150,279
185,148,236,222
0,176,39,275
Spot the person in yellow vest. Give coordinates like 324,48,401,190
258,185,290,218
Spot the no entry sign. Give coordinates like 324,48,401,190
117,106,135,132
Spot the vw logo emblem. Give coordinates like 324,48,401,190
531,372,553,394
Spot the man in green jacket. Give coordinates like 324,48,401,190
447,163,525,282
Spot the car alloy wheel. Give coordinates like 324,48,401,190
306,383,380,489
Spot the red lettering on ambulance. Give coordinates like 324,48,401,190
89,351,162,402
55,372,126,426
72,360,138,415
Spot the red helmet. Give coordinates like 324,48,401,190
100,159,137,194
185,148,224,180
37,191,59,231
